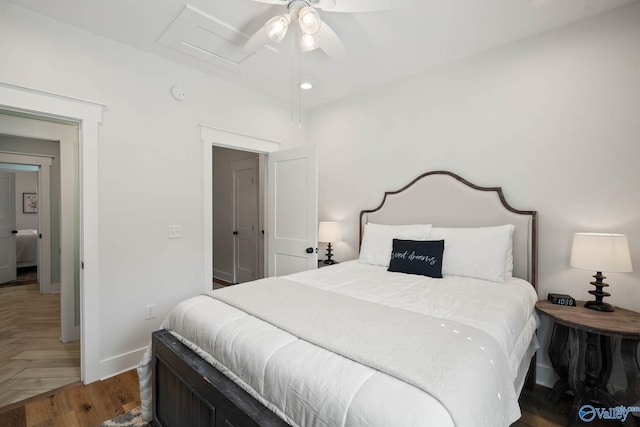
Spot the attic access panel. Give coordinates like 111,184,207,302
158,5,277,72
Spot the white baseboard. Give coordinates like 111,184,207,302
45,282,61,293
536,362,557,388
213,269,232,283
51,282,60,292
61,325,80,343
99,346,148,380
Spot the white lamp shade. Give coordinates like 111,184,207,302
300,32,320,52
318,222,342,243
298,6,321,35
265,14,290,42
570,233,633,273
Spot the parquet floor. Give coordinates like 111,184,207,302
0,283,80,410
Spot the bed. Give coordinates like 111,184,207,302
138,171,539,427
16,229,38,268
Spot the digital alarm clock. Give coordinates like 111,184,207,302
547,293,576,306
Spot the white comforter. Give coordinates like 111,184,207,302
139,261,538,426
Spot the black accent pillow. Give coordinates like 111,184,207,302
387,239,444,278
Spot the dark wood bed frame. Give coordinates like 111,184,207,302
151,171,538,427
152,329,288,427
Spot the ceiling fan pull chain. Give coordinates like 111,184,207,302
291,25,302,126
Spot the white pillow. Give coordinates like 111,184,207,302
504,226,515,278
359,223,432,267
428,225,514,282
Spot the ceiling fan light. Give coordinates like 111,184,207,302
298,6,321,34
264,14,290,42
299,32,320,52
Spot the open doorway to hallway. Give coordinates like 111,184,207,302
0,113,80,409
0,164,39,287
212,146,265,287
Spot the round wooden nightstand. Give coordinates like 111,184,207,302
536,300,640,426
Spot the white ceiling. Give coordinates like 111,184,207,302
4,0,636,108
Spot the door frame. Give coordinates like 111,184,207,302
201,124,280,291
0,81,103,383
0,151,53,294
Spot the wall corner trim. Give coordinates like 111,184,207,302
0,81,104,123
200,124,281,154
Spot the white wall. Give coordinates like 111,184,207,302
0,2,302,378
14,170,37,230
306,3,640,385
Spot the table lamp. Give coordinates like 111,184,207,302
570,232,633,312
318,222,342,265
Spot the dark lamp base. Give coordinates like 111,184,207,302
584,301,615,312
324,242,336,265
584,271,615,312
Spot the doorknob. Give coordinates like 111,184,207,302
305,247,313,254
233,231,238,235
11,230,18,234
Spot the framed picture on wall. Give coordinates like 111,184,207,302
23,193,37,214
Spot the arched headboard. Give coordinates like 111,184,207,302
359,171,537,288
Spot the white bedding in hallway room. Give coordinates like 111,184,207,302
16,229,38,267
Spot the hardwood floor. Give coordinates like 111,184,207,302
516,385,575,426
0,283,80,410
0,367,607,427
516,385,635,427
4,366,639,426
1,369,567,427
0,369,140,427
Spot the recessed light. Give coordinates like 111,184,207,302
299,82,313,90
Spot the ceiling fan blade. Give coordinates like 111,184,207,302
249,0,289,5
321,0,408,13
243,27,270,54
310,0,337,10
317,21,345,59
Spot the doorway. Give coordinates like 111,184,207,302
0,152,53,295
212,146,264,285
201,124,318,290
0,116,78,343
0,164,40,287
0,116,81,408
0,81,103,384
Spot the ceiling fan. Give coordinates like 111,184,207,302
243,0,394,59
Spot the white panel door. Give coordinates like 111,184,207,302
232,157,259,284
0,171,17,284
267,145,317,277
